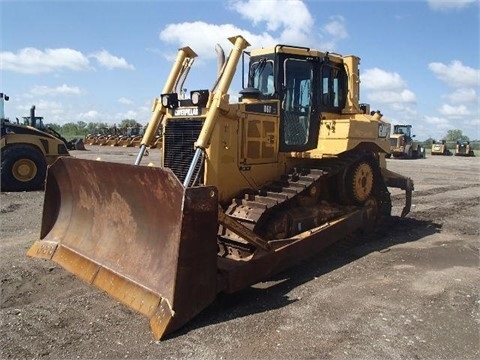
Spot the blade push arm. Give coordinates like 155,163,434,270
183,35,251,187
135,47,198,165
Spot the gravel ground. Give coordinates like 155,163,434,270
1,146,479,359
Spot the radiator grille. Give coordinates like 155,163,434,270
164,119,204,184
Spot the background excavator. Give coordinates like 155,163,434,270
28,35,413,340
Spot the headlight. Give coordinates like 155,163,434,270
190,90,209,107
160,93,178,108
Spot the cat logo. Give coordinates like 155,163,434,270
173,107,200,116
378,122,390,138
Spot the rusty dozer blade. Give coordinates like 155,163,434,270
27,157,219,340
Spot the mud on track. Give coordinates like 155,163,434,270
1,147,479,359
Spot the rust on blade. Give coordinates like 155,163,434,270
52,245,100,283
93,266,167,317
150,298,176,340
27,240,58,260
37,157,187,303
28,157,219,340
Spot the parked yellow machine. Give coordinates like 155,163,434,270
431,139,451,155
1,102,70,192
455,140,475,156
27,35,413,340
1,119,70,191
388,124,425,159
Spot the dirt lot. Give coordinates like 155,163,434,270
1,146,479,359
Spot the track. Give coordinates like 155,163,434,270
218,152,392,258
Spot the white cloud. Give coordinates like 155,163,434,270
14,101,65,124
229,0,313,32
18,100,63,113
322,16,348,40
316,15,348,51
160,22,276,61
389,104,418,117
429,61,479,123
1,47,135,74
367,89,416,105
438,104,471,117
89,50,135,70
0,48,91,74
413,115,454,140
428,60,480,88
228,0,317,46
79,110,100,120
27,84,83,97
159,1,347,58
362,68,407,90
361,68,415,112
446,88,478,103
427,0,477,11
118,97,134,105
115,110,138,120
424,115,452,128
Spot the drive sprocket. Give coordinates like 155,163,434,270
347,160,374,204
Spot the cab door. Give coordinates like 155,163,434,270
279,58,319,152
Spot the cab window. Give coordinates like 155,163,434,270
282,58,313,146
251,59,275,96
320,63,347,112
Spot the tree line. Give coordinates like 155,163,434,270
46,119,143,138
45,120,479,150
423,129,479,149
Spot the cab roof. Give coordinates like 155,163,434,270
249,45,347,64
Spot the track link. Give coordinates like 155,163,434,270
218,152,383,256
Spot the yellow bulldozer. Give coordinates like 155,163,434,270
27,35,413,340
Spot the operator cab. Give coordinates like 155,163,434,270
393,125,413,138
243,45,348,152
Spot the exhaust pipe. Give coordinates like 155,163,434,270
215,43,225,75
30,105,36,128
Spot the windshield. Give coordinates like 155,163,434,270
394,126,411,137
250,59,275,96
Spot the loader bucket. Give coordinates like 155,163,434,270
27,157,219,340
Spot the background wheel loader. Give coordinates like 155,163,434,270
27,35,414,340
1,98,70,192
21,105,85,151
388,124,425,159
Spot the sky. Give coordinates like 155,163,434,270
1,0,479,141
